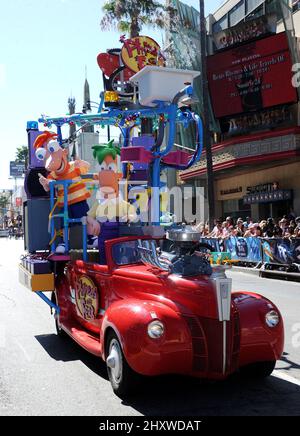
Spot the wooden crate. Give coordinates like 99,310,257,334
19,264,55,292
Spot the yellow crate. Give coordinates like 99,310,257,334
19,264,55,292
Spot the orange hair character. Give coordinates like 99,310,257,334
33,131,58,149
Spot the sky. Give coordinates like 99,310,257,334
0,0,224,190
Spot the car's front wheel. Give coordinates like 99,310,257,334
239,361,276,379
105,330,140,398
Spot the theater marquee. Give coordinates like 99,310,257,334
207,32,298,119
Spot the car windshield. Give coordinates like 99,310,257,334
112,239,167,266
112,240,143,266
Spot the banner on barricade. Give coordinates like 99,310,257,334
225,237,262,263
262,239,300,265
199,238,225,252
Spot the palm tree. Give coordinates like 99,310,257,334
100,0,175,38
15,146,28,169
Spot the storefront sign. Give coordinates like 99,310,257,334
207,32,298,119
223,105,293,137
243,189,292,205
220,187,243,196
121,36,163,73
246,182,279,195
214,14,277,51
75,276,99,321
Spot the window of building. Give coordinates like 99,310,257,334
212,14,229,33
245,4,264,21
246,0,264,15
292,0,300,13
229,1,246,27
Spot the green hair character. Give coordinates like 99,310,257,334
92,140,120,165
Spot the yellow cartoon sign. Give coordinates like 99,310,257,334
75,276,99,320
121,36,164,73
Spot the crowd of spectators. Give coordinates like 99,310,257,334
194,215,300,239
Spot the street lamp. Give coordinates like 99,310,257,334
199,0,215,230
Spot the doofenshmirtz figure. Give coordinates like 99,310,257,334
34,131,96,253
87,140,136,264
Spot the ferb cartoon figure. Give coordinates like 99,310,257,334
87,140,136,264
34,131,93,253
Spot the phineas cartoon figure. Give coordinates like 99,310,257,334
34,131,95,253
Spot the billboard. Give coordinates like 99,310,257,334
207,32,298,118
10,161,25,178
213,14,277,51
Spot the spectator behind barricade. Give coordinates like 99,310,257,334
279,218,288,237
259,220,267,233
285,226,296,238
264,218,275,237
209,219,223,237
194,221,205,234
222,221,229,237
226,216,234,227
236,218,245,237
243,216,253,229
255,226,263,237
274,224,283,238
294,217,300,237
244,223,256,238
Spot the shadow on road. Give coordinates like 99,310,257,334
35,333,109,381
279,352,300,372
35,334,300,416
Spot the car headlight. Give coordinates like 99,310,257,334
265,310,280,328
147,320,165,339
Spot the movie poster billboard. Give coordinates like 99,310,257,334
207,32,298,118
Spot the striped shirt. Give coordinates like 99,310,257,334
48,162,90,207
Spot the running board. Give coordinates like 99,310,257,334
61,318,102,357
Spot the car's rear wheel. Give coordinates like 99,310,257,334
106,330,139,398
239,361,276,379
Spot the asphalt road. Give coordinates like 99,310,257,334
0,238,300,416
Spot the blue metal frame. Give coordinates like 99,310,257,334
36,291,60,314
49,180,88,258
39,85,204,236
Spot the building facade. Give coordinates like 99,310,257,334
180,0,300,222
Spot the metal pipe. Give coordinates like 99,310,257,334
36,292,60,314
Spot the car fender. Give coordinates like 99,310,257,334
232,291,284,367
101,298,193,376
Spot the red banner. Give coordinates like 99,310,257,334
207,32,298,118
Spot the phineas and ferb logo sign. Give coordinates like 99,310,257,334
75,276,99,320
121,36,164,73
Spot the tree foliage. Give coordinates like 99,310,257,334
0,194,9,211
15,146,28,169
100,0,176,38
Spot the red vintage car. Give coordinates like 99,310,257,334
51,229,284,397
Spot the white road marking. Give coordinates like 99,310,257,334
272,370,300,386
14,339,32,362
0,323,6,348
